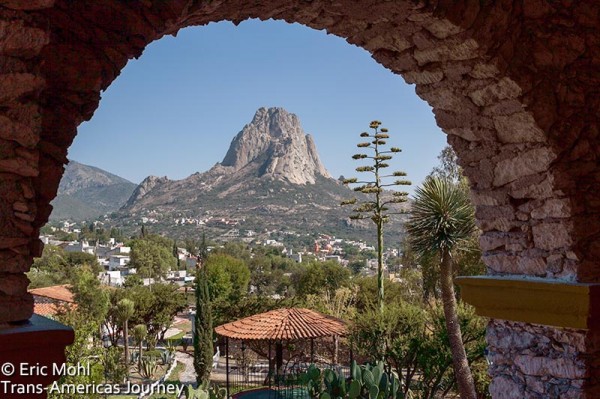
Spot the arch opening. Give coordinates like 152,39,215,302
1,1,599,398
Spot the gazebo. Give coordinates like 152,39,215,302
215,308,348,397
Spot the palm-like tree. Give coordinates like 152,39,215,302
115,298,135,377
132,324,148,370
406,176,477,399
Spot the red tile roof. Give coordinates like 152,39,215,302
33,302,75,317
29,285,75,303
215,308,347,341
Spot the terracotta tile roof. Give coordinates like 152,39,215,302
29,285,75,303
215,308,347,341
33,302,75,317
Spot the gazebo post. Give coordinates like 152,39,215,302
225,337,230,398
310,338,314,363
333,335,339,365
276,340,283,375
268,340,273,389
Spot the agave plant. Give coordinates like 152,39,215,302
138,357,159,380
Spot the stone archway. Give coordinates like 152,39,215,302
0,1,598,397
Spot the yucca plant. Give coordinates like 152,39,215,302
115,298,135,377
405,176,477,399
132,324,147,370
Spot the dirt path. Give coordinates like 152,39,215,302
175,351,198,387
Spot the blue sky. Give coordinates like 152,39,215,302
69,19,446,194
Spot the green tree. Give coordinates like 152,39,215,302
212,241,252,262
351,302,487,399
354,276,407,311
110,227,125,242
194,238,213,387
48,277,109,399
124,283,187,346
406,177,478,399
129,238,177,280
48,311,105,399
70,267,109,323
115,298,135,377
352,302,426,397
103,346,127,385
294,260,350,298
429,145,462,183
342,121,410,311
205,254,250,302
28,245,102,288
348,259,366,275
64,252,102,275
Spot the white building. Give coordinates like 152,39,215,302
108,255,130,271
65,240,95,255
99,270,124,287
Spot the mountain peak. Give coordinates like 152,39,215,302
50,160,137,221
220,107,331,184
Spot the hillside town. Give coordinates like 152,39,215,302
38,221,403,291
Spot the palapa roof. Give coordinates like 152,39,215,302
215,308,347,341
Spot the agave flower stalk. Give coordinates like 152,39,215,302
341,121,410,312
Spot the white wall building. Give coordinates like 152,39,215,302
108,255,130,271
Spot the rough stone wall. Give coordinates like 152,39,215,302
0,0,599,397
0,1,52,322
487,321,600,399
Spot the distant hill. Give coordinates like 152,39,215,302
117,107,407,241
50,160,137,221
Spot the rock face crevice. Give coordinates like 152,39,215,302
1,1,599,397
220,107,331,184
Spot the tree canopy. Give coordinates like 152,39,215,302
129,236,177,280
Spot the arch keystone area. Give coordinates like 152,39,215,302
0,1,598,397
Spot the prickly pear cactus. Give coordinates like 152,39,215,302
185,384,226,399
301,361,405,399
185,386,209,399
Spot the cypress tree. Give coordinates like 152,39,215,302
173,241,181,270
194,235,213,387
